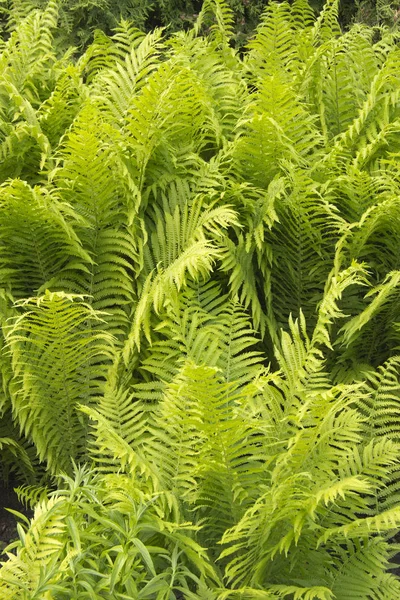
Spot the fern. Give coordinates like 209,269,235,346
0,465,218,599
91,27,164,123
50,103,138,338
0,494,67,599
195,0,235,45
2,1,400,597
233,76,322,189
0,179,91,299
5,291,113,473
125,196,237,353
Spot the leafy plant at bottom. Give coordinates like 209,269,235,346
0,464,218,600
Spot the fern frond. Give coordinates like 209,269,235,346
15,483,50,509
6,291,113,473
315,27,379,139
194,0,235,45
38,64,86,147
147,361,266,547
125,197,237,353
169,33,246,142
0,432,35,482
92,28,164,124
338,271,400,348
0,495,66,600
83,405,162,493
128,241,219,353
51,102,137,337
214,301,264,387
125,60,225,190
246,2,300,81
135,280,227,388
263,166,341,331
0,179,91,298
291,0,316,31
311,0,340,46
233,78,322,188
361,356,400,442
326,537,400,600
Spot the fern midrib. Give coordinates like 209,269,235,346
29,222,49,288
48,304,77,465
332,46,342,137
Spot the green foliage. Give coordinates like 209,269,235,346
6,292,114,473
2,1,400,598
0,465,218,599
0,0,274,48
0,0,398,52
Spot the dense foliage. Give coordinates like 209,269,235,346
2,0,400,597
0,0,398,48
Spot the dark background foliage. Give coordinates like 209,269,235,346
1,0,398,48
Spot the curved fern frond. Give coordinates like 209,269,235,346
311,0,340,46
169,33,247,142
124,60,226,191
246,1,299,80
0,428,35,482
125,197,237,353
194,0,235,45
0,495,67,600
83,404,162,494
263,166,341,331
337,271,400,349
128,241,218,352
134,280,228,389
92,28,164,124
38,64,86,148
5,291,113,473
233,78,322,188
312,27,379,139
0,179,91,298
51,102,137,337
147,361,265,546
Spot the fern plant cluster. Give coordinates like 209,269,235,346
0,0,273,48
2,0,400,597
1,0,395,50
